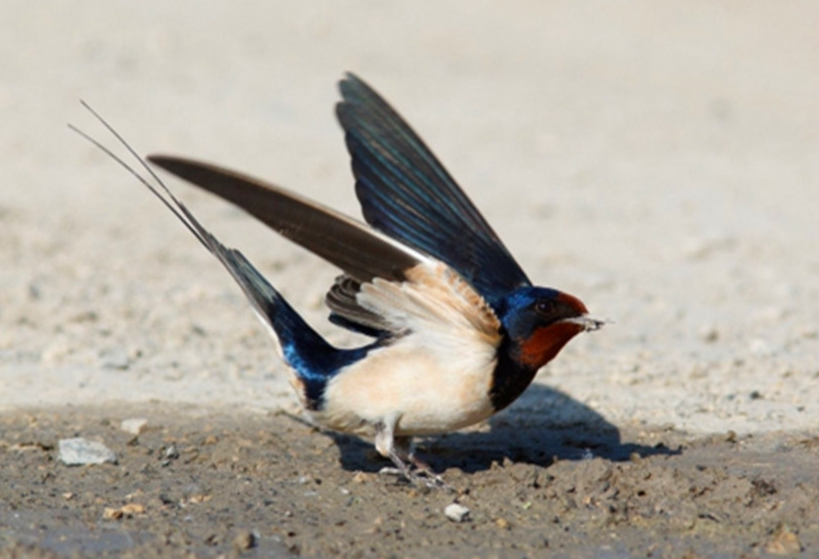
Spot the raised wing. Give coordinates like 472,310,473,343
147,156,423,285
336,73,531,307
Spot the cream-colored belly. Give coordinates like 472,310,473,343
312,341,497,437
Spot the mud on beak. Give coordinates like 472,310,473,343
561,315,610,332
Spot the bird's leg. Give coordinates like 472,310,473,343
400,438,449,489
374,419,413,479
374,421,447,489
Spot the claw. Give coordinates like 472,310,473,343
378,451,452,490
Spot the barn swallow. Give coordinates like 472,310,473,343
73,73,604,485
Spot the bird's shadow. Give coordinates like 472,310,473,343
325,383,679,474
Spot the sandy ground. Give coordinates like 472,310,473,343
2,406,818,558
2,1,819,557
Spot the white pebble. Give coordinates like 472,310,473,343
444,503,470,522
120,418,148,435
58,438,117,466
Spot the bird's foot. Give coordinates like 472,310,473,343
379,452,452,491
408,455,450,489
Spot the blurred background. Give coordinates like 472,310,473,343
2,1,818,434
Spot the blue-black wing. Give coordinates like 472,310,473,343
146,156,422,286
336,73,531,306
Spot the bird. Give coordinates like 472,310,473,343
73,73,605,484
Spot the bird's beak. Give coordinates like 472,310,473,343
561,315,610,332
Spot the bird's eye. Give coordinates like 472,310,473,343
535,300,553,314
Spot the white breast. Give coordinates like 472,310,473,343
312,261,503,436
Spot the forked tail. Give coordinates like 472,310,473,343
69,103,363,409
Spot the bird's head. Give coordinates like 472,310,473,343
497,286,604,371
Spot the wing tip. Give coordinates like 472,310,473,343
339,72,381,107
146,154,182,174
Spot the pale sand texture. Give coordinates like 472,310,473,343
2,1,818,436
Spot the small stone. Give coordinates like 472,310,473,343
765,523,802,555
102,503,144,520
160,444,179,467
120,418,148,435
186,494,211,504
444,503,470,522
233,530,257,551
352,472,369,484
103,507,124,520
58,438,117,465
121,503,145,515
